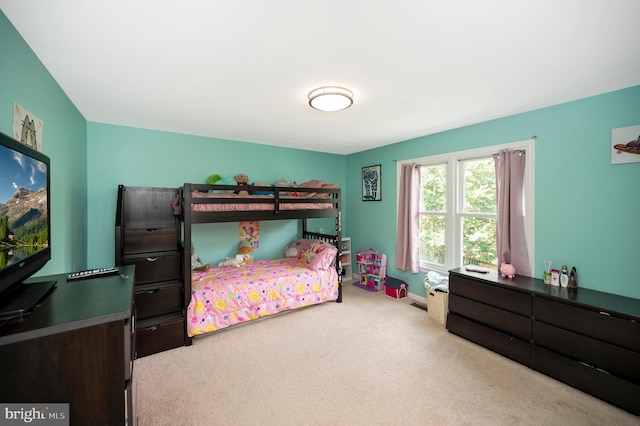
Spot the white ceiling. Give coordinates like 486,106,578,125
2,1,639,155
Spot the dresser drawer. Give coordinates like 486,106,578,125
447,312,531,365
123,228,178,254
136,316,185,358
531,346,640,415
135,281,182,320
449,293,531,340
450,275,531,316
123,252,180,285
533,296,640,352
533,321,640,383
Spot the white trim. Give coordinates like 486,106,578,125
396,139,535,274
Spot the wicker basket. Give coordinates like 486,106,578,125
426,290,449,325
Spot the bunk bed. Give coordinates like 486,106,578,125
178,182,343,344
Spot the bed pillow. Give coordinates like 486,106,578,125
297,241,338,271
312,183,339,198
284,239,310,257
297,180,325,188
295,180,326,198
252,181,273,195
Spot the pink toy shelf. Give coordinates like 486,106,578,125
355,248,387,291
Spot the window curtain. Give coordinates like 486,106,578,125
395,163,420,273
493,149,531,276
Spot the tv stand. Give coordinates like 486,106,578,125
0,280,56,320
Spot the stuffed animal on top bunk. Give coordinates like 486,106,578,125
218,253,250,268
234,173,251,195
191,245,211,272
206,174,222,185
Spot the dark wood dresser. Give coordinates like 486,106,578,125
0,265,135,425
447,268,640,415
115,185,185,358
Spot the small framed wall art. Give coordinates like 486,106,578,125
611,124,640,164
13,102,43,151
362,164,381,201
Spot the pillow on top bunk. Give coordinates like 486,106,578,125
295,180,324,198
297,241,338,271
313,183,338,198
296,180,338,199
252,181,273,195
297,179,325,188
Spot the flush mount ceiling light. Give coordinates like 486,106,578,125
308,86,353,112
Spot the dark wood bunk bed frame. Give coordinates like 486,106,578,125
179,183,343,345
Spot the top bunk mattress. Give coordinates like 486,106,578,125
189,191,335,212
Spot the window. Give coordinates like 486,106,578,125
399,140,534,273
419,163,447,265
458,157,497,268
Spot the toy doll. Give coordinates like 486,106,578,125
191,245,211,272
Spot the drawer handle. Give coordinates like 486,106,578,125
146,257,158,262
146,325,159,331
146,228,159,232
599,311,611,316
147,289,159,295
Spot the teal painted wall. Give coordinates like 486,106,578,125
0,11,87,276
86,123,347,267
346,86,640,299
4,10,638,301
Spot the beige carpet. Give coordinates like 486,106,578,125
134,282,637,425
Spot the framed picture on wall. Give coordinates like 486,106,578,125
362,164,381,201
611,124,640,164
13,102,43,152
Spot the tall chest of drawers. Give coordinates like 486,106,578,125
115,185,185,357
447,268,640,415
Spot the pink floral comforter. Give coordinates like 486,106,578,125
187,258,339,337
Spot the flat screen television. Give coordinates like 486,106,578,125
0,130,54,320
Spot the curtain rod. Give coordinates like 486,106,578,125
392,135,538,162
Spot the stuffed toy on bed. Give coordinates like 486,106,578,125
218,253,250,268
234,173,251,195
237,240,254,263
191,245,211,272
206,174,222,185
